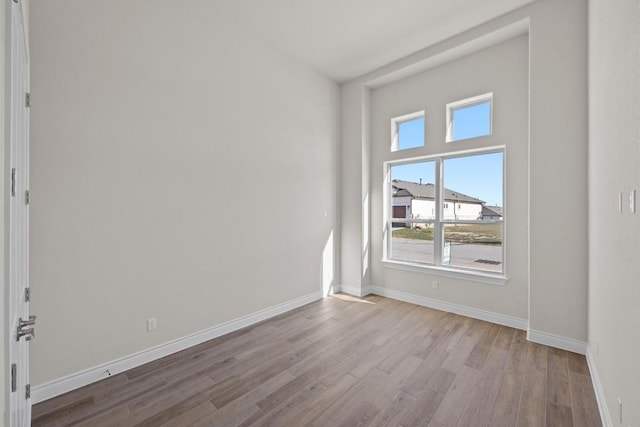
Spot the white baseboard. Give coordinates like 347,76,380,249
526,329,587,355
339,284,374,298
370,286,528,330
32,291,323,404
585,345,613,427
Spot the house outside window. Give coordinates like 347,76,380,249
386,149,504,275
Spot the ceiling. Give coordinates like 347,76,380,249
228,0,535,82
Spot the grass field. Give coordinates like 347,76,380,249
392,223,502,245
392,227,434,240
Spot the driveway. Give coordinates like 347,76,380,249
391,237,502,273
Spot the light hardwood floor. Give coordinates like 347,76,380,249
32,294,602,426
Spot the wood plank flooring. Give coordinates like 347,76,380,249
32,294,602,426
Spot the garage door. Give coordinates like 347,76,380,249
392,206,407,227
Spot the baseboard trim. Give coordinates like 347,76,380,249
370,286,528,330
585,346,613,427
32,291,323,404
526,329,587,355
339,284,374,298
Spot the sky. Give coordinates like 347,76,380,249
392,103,503,206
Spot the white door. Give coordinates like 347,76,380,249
7,0,33,425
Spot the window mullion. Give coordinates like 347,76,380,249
434,158,443,266
385,166,391,261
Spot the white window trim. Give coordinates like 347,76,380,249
381,259,507,286
446,92,493,143
384,146,507,282
391,110,425,152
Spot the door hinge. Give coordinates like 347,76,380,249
25,384,31,400
11,168,16,197
25,92,30,108
25,288,30,302
11,364,17,392
25,190,30,205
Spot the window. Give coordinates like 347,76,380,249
386,149,504,275
389,160,435,264
391,111,424,151
446,93,492,142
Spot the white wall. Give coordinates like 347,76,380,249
444,202,482,221
588,0,640,424
341,0,588,344
527,0,588,345
370,35,529,319
340,84,370,291
396,199,481,222
29,0,339,386
411,199,435,220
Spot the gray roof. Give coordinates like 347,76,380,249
482,205,503,217
392,180,485,204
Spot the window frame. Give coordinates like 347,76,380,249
446,92,493,143
391,110,425,152
383,146,506,283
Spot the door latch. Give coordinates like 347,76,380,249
16,315,36,341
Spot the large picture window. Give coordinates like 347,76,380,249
386,149,504,275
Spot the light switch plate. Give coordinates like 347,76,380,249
619,192,623,213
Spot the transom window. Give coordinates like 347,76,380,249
391,111,425,151
446,93,493,142
386,149,504,275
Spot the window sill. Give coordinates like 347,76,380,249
381,259,507,286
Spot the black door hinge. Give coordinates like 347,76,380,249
11,168,16,197
11,364,17,392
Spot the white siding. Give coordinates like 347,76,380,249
394,197,482,221
391,196,412,210
411,199,436,220
445,201,482,221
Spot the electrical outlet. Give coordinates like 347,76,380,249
147,318,157,331
432,281,439,290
